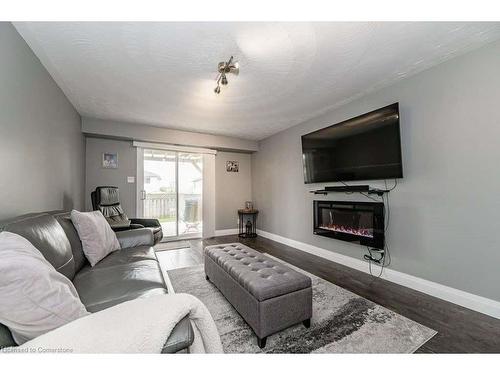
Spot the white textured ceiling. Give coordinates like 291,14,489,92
14,22,500,140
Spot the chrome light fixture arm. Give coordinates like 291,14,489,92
214,56,238,94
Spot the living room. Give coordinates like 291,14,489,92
1,0,500,372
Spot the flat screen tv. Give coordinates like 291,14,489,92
301,103,403,183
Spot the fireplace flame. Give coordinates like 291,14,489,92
318,224,374,238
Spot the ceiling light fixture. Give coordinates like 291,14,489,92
214,56,239,94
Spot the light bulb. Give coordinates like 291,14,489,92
214,86,221,94
230,62,239,76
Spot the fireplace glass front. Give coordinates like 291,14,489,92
313,200,385,249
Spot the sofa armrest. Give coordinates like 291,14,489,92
130,218,161,228
115,228,154,248
12,294,223,354
161,315,194,353
0,323,15,350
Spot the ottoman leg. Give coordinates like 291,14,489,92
303,319,311,328
205,275,210,281
257,336,267,349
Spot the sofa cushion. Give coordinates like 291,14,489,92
0,232,89,344
73,247,167,312
70,210,121,267
0,213,76,279
94,245,158,267
54,212,88,275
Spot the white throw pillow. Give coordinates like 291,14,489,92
0,231,90,345
70,210,121,267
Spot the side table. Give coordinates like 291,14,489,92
238,209,258,238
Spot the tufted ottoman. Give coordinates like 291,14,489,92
204,243,312,348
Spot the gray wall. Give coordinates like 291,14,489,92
82,117,259,152
252,40,500,301
85,137,137,215
216,152,252,230
85,138,252,230
0,23,84,219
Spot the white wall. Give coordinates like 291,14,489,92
252,40,500,302
0,23,84,219
215,152,252,230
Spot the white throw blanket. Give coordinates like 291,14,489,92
15,293,223,354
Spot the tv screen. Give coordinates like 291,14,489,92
301,103,403,183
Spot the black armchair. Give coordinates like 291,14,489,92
91,186,163,244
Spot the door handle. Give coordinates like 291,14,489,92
140,190,146,200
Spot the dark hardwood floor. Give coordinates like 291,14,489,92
156,235,500,353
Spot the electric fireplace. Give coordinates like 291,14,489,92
313,200,385,249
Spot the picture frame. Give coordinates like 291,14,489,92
102,152,118,169
245,201,253,211
226,160,239,172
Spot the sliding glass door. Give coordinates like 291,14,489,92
178,153,203,236
138,148,202,240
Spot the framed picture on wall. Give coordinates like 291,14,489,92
226,161,239,172
102,152,118,169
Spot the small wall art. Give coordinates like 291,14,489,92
226,160,239,172
102,152,118,169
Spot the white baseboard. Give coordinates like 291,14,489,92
215,228,238,236
256,229,500,319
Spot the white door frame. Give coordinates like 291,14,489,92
136,147,145,218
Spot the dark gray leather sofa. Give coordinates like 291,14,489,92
0,211,193,352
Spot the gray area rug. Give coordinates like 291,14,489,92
168,257,437,353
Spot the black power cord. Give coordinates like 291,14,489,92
366,179,397,277
365,247,388,278
337,179,397,278
364,249,384,264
